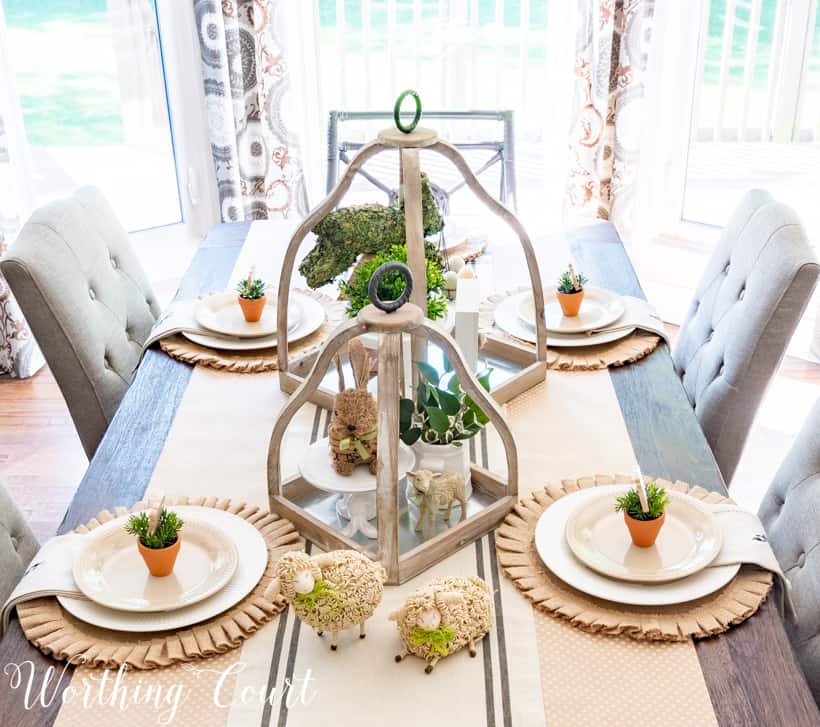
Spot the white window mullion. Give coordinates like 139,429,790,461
738,0,762,140
414,0,423,93
764,0,787,141
362,0,372,107
518,0,530,121
336,0,347,108
387,0,397,97
773,0,815,142
494,0,504,106
714,0,737,140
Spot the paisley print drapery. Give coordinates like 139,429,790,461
566,0,653,233
0,4,43,378
194,0,308,222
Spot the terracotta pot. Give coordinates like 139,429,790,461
137,537,181,577
238,295,266,322
556,289,584,317
623,511,665,548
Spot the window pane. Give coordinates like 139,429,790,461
2,0,180,231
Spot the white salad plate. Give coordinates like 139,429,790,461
518,286,625,334
494,292,635,348
534,485,738,606
299,437,416,494
60,507,268,632
72,512,238,613
184,291,325,351
565,487,723,583
194,290,299,338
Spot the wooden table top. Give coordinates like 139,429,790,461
0,220,816,727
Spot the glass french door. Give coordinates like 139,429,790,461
683,0,820,239
1,0,181,231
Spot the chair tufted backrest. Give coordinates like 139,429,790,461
0,187,160,458
0,480,38,605
673,190,819,484
759,397,820,702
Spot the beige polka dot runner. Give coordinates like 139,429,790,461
46,223,720,726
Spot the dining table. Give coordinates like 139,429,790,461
0,218,818,727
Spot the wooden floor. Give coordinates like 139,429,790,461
2,335,819,543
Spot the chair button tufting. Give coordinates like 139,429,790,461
723,263,730,274
718,363,725,377
797,552,807,568
110,257,117,269
10,536,18,551
89,288,96,300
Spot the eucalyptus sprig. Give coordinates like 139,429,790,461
399,362,491,446
614,482,670,522
125,509,184,549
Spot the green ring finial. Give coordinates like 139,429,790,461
393,90,422,134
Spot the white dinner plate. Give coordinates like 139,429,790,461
535,485,739,606
494,292,635,348
565,487,722,583
195,290,299,338
299,437,416,494
183,291,325,351
60,507,268,632
518,287,625,334
72,512,238,612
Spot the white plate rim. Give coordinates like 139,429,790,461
72,514,239,612
495,293,635,348
534,485,739,606
59,507,268,632
183,292,325,351
194,290,298,339
518,287,625,334
299,437,416,494
564,487,723,583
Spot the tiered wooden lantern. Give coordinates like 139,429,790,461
275,91,548,408
267,263,518,584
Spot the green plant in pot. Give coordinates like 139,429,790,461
340,243,447,321
399,361,492,504
556,264,588,317
236,268,268,323
614,482,670,547
125,507,184,577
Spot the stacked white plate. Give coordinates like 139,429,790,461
183,290,326,351
494,287,632,347
535,484,736,606
59,506,268,632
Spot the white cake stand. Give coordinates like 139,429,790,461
298,438,416,538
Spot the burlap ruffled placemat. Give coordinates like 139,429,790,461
160,289,345,373
496,474,773,642
16,496,304,669
479,290,662,371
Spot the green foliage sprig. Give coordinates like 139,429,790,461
399,362,491,446
557,270,588,294
614,482,670,521
236,277,267,300
125,509,184,549
339,243,447,320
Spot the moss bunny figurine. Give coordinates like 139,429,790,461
329,339,378,475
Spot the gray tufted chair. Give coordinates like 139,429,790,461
673,190,819,484
0,481,38,605
0,187,160,458
759,397,820,702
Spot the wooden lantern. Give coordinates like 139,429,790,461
267,263,518,584
275,97,547,410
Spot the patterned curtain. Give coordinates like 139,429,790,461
0,4,43,378
566,0,654,234
194,0,308,222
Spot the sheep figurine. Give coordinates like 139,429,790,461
266,550,386,650
389,576,493,673
328,339,378,476
407,469,468,533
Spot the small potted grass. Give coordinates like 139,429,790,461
236,267,268,322
556,264,588,317
614,481,670,547
125,505,184,577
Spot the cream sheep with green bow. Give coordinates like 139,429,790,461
266,550,386,650
389,576,493,673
